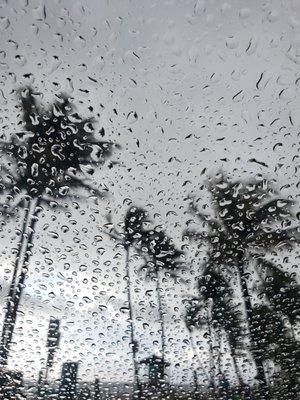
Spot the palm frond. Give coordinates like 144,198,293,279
183,228,210,243
198,268,231,301
257,258,300,324
0,86,120,201
184,298,205,331
253,226,300,249
66,174,109,200
252,198,293,223
141,229,185,275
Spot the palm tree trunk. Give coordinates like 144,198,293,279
124,246,140,398
189,331,210,385
206,306,216,389
193,370,199,395
216,329,222,384
0,203,30,359
237,262,269,397
232,354,242,385
290,323,296,342
155,270,166,363
8,204,30,295
228,341,243,386
0,197,40,366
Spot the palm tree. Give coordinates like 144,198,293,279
211,294,244,386
250,304,286,363
187,268,244,388
0,87,119,365
254,258,300,397
273,330,300,399
198,270,229,389
184,173,300,395
184,298,212,387
203,270,244,385
250,304,299,386
140,229,184,374
105,206,149,395
256,258,300,328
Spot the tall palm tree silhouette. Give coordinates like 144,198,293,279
184,173,300,396
184,298,212,387
256,258,300,328
250,304,286,363
105,206,149,395
255,269,300,397
0,87,119,365
250,302,299,395
216,300,244,386
200,271,244,386
140,229,184,370
185,268,244,388
198,268,232,386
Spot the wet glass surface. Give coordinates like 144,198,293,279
0,1,299,399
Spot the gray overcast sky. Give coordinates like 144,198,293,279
0,0,299,385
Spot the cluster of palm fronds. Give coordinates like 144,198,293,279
0,87,299,400
103,172,300,399
0,87,119,365
183,176,300,397
104,206,184,390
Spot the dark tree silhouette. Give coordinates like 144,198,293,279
140,229,184,372
215,299,244,387
184,173,300,397
0,87,119,365
199,268,244,387
256,258,300,327
251,304,299,399
185,268,244,389
184,298,212,387
105,206,149,396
